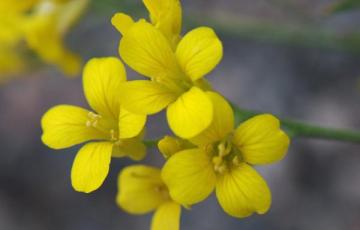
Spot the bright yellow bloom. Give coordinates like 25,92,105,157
111,18,222,138
23,0,89,76
112,0,182,49
41,57,147,193
117,165,181,230
161,92,290,218
0,0,88,78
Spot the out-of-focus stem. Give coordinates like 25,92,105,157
232,105,360,144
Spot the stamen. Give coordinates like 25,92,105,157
232,156,240,166
114,140,123,146
110,129,117,141
85,112,102,128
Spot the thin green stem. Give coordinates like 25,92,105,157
143,140,158,148
232,105,360,144
143,105,360,148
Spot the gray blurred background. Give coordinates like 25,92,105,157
1,0,360,229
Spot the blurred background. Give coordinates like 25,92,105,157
1,0,360,229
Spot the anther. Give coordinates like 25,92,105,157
232,156,240,166
212,156,222,165
86,112,101,128
110,129,117,141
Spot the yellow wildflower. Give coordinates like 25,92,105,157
162,92,290,218
112,0,182,49
23,0,89,76
0,0,88,78
111,17,222,138
117,165,181,230
41,57,147,193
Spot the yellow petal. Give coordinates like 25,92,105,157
162,148,216,206
158,136,194,158
117,165,169,214
143,0,182,48
119,20,179,79
83,57,127,119
233,114,290,165
190,92,234,146
41,105,106,149
23,0,87,76
56,0,90,35
167,87,213,138
176,27,223,81
112,138,147,161
111,13,134,35
216,163,271,218
0,0,38,13
71,142,113,193
151,202,181,230
119,80,177,115
118,108,147,139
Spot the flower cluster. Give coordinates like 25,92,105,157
41,0,290,229
0,0,88,80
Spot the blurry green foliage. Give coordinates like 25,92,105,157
330,0,360,13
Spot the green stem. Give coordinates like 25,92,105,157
143,140,158,148
232,105,360,144
143,105,360,148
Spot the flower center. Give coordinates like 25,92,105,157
152,73,192,96
86,111,119,142
210,135,242,174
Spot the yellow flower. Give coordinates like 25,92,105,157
41,57,147,193
23,0,89,76
112,0,182,49
0,0,88,77
111,18,222,138
117,165,181,230
161,92,290,218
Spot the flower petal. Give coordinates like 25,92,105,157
111,13,134,35
119,20,179,79
162,148,216,206
216,163,271,218
233,114,290,165
167,87,213,138
112,138,147,161
41,105,106,149
143,0,182,47
119,80,177,115
118,108,147,139
71,142,113,193
117,165,168,214
190,92,234,146
83,57,126,119
151,202,181,230
158,135,194,158
176,27,223,81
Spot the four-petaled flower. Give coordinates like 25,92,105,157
41,57,147,193
162,92,290,218
112,7,223,138
0,0,89,77
117,165,181,230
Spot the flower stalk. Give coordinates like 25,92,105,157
144,104,360,146
232,105,360,144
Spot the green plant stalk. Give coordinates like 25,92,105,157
143,105,360,147
232,105,360,143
